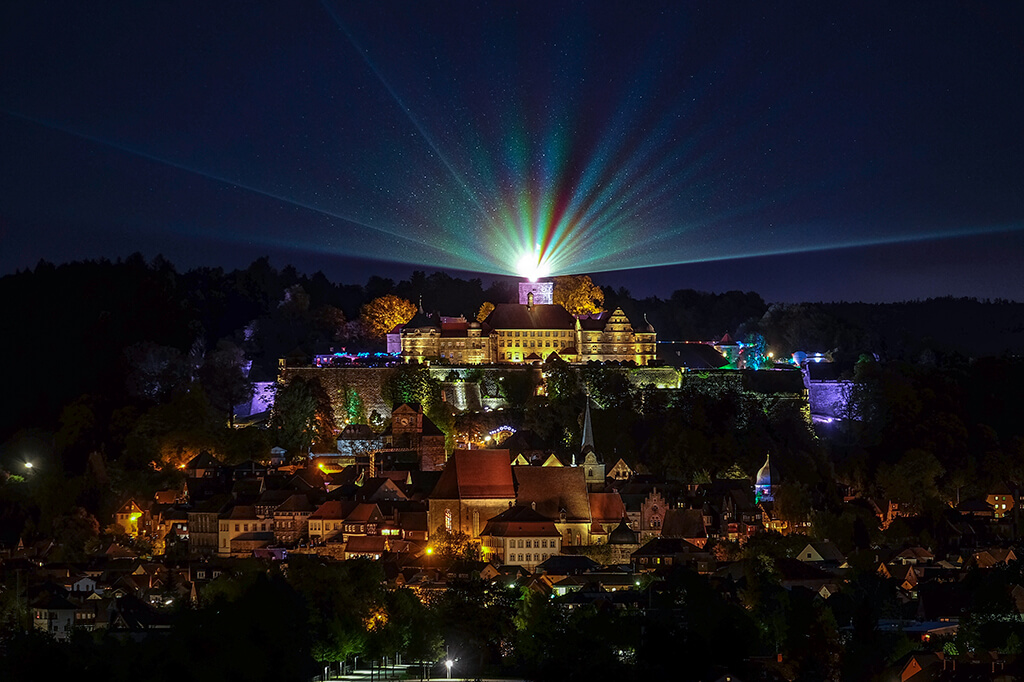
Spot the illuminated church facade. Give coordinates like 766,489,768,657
400,280,657,365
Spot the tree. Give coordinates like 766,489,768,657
271,376,337,453
740,333,769,370
773,482,812,528
360,295,417,339
553,275,604,315
877,448,945,511
198,339,252,427
427,526,476,562
476,301,495,322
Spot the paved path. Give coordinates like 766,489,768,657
316,663,526,682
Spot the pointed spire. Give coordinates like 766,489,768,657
579,397,595,467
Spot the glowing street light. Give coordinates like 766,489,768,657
445,659,453,679
24,462,33,470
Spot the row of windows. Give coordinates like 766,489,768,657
509,538,555,549
222,522,273,533
499,330,571,337
500,339,568,348
512,553,550,563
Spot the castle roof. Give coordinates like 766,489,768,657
634,314,656,334
485,303,576,330
403,309,440,330
576,311,612,331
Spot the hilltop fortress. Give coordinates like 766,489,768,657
398,280,657,365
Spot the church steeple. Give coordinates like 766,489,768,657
581,397,595,462
580,397,606,488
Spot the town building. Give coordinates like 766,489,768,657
479,505,562,571
428,449,516,540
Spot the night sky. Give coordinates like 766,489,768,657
2,1,1022,302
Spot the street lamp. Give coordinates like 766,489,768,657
445,659,453,680
24,462,33,470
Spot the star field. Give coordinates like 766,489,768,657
1,1,1022,300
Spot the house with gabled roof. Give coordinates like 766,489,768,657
797,541,847,566
607,458,633,481
344,535,388,560
308,500,359,545
428,449,516,540
114,499,145,537
273,494,316,545
479,505,562,571
987,481,1016,520
661,508,709,548
31,594,78,640
184,451,221,479
217,505,274,556
633,537,714,574
971,547,1018,568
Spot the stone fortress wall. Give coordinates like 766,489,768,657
278,364,809,427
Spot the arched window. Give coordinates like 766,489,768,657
444,509,452,531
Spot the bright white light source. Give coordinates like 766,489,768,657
516,252,550,282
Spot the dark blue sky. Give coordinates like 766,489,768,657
2,1,1022,302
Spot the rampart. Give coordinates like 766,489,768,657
276,363,808,426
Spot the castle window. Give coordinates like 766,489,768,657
444,509,452,531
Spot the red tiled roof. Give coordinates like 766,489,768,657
345,535,387,553
346,502,383,524
513,467,590,521
480,505,561,538
588,492,626,524
431,450,515,500
309,501,358,520
661,508,707,539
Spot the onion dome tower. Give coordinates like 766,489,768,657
608,517,638,545
754,453,778,503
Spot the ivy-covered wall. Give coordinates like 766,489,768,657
279,365,809,428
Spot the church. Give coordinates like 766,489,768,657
400,279,657,365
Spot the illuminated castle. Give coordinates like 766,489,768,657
399,279,657,365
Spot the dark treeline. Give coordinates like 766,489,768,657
5,254,1024,442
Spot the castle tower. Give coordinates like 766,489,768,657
518,280,553,305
